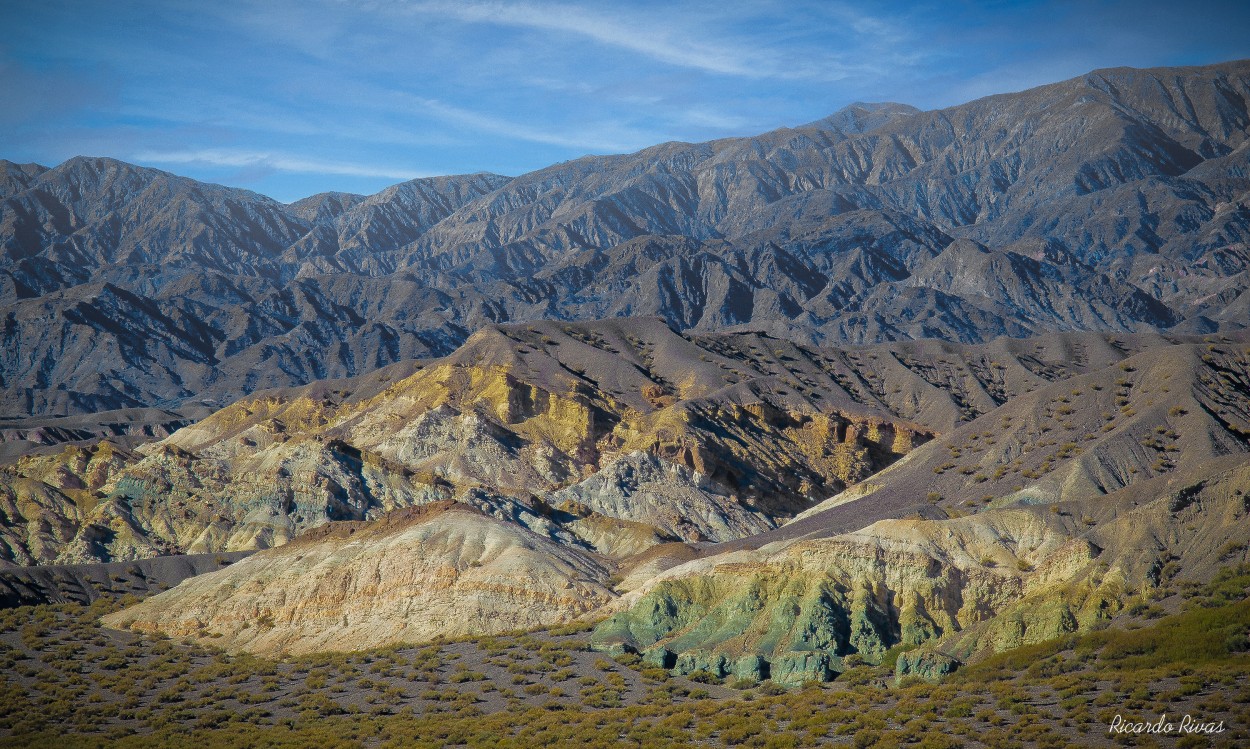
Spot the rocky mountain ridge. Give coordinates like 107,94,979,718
4,60,1250,420
6,319,1246,571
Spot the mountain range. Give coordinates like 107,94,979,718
3,60,1250,685
3,60,1249,436
85,320,1250,675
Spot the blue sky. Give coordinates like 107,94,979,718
3,0,1248,202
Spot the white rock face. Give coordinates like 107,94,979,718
552,452,774,542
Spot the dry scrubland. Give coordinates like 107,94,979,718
2,60,1250,748
2,565,1249,748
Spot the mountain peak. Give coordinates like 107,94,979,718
803,102,922,134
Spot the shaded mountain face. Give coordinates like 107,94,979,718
4,61,1250,419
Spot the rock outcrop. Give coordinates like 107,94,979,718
591,508,1103,684
583,332,1250,681
84,326,1250,666
590,455,1250,683
551,452,773,544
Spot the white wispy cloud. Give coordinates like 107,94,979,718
130,148,428,180
351,0,897,81
672,106,751,130
395,0,762,77
406,95,656,152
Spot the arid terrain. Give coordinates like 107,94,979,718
2,566,1248,747
2,59,1250,748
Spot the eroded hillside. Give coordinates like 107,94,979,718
71,323,1250,666
3,318,948,566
